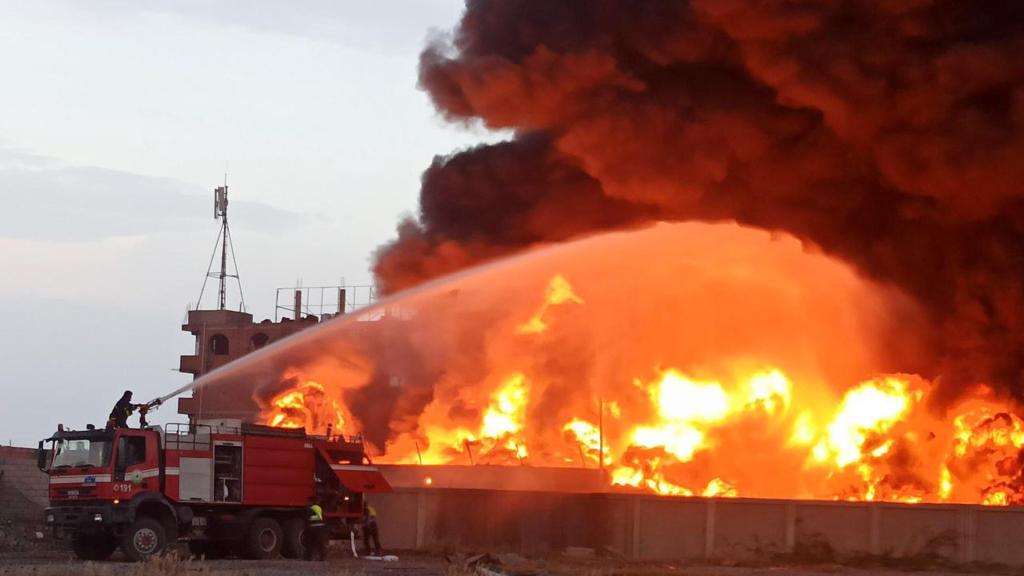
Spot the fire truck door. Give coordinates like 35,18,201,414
113,432,158,496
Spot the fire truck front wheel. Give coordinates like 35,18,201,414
120,516,167,561
71,533,117,561
244,517,283,559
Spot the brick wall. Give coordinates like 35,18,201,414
0,446,48,522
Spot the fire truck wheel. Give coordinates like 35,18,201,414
281,517,306,559
120,516,167,561
71,533,117,560
244,517,283,559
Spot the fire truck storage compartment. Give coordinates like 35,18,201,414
213,442,242,502
180,457,213,501
165,423,215,502
242,428,314,507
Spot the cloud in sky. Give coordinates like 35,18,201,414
0,2,494,445
58,0,461,56
0,146,305,243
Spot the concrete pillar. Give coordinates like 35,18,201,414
704,500,716,558
631,498,641,559
784,502,796,552
415,490,427,548
957,507,976,564
869,506,882,555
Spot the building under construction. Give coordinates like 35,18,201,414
175,286,371,421
176,181,375,423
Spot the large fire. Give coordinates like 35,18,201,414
238,223,1024,505
263,375,346,434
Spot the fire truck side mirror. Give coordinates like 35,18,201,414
36,441,49,472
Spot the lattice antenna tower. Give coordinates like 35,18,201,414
196,175,246,311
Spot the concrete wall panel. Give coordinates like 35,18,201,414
975,508,1024,565
370,490,420,550
429,490,521,550
714,500,787,559
600,496,632,556
794,502,871,557
877,506,959,560
409,490,594,554
634,498,706,560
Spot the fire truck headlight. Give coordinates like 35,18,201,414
46,514,55,524
93,514,103,522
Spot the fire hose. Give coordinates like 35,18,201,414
134,380,203,422
148,380,200,409
128,384,193,427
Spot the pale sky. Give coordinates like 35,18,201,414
0,1,496,446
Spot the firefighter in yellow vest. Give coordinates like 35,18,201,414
304,501,327,561
362,500,382,556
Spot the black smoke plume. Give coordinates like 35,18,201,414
375,0,1024,405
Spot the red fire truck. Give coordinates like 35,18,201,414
37,419,391,561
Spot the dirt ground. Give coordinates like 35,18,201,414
0,543,1014,576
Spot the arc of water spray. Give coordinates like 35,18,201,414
144,381,202,414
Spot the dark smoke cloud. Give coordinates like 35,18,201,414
375,0,1024,404
374,134,653,289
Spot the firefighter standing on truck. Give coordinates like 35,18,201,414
106,390,134,429
304,501,327,561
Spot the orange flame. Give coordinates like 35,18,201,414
263,379,345,435
256,253,1024,505
517,275,584,335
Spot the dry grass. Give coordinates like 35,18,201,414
445,564,475,576
0,548,1013,576
0,552,383,576
0,554,211,576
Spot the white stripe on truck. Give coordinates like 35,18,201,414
49,467,178,485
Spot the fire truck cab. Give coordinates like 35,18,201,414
38,420,390,561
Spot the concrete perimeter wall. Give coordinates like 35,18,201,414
0,447,48,522
371,489,1024,566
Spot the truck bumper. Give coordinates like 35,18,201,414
46,502,129,537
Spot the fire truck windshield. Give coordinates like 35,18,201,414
52,437,113,468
